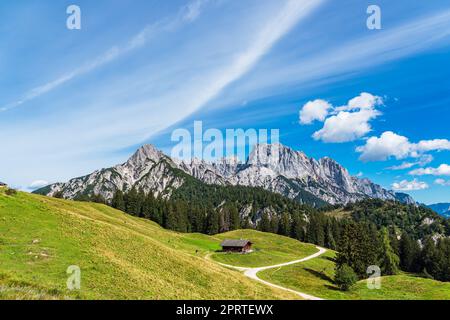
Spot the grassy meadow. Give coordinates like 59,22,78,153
2,188,449,300
0,189,299,300
210,230,318,267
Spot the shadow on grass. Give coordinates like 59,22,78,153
304,268,334,283
325,284,342,291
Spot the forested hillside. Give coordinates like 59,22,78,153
53,181,450,285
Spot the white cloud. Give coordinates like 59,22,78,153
387,154,433,170
357,131,450,162
28,180,49,190
308,92,382,143
388,162,416,170
414,139,450,152
299,99,332,124
410,164,450,176
313,108,381,143
435,178,450,186
357,132,411,161
335,92,383,112
418,154,434,166
392,179,429,191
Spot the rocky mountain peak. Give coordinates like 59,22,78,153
128,144,165,165
247,143,312,179
247,143,280,165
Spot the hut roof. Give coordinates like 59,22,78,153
220,239,252,248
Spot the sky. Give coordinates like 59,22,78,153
0,0,449,204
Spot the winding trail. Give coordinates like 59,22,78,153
210,246,327,300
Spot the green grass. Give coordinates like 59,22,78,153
210,230,318,268
259,250,450,300
0,190,299,300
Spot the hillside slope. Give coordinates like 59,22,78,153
259,250,450,300
0,190,299,300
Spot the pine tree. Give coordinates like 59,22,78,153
164,205,178,231
141,193,154,219
290,212,305,241
336,221,379,278
125,187,140,216
229,205,240,231
434,238,450,282
307,215,325,247
278,213,291,236
325,220,336,250
259,212,271,232
399,232,420,272
111,190,126,212
378,227,400,276
420,236,438,278
206,209,219,235
270,215,279,234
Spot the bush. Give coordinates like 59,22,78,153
5,188,17,196
335,264,358,291
53,191,64,199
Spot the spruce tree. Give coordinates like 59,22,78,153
259,212,271,232
206,210,219,235
229,205,240,230
126,187,140,216
378,227,400,276
420,236,438,278
278,213,291,236
325,220,336,250
117,190,127,211
399,232,420,272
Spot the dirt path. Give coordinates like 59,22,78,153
210,246,327,300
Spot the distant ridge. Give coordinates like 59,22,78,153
428,203,450,218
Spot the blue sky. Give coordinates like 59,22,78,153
1,0,449,204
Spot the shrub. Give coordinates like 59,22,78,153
5,188,17,196
53,191,64,199
335,264,358,291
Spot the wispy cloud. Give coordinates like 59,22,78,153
28,180,49,191
214,9,450,109
435,178,450,186
387,155,433,171
392,179,429,191
0,0,211,113
410,164,450,176
178,0,325,116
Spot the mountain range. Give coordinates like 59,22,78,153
428,203,450,218
35,143,415,206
